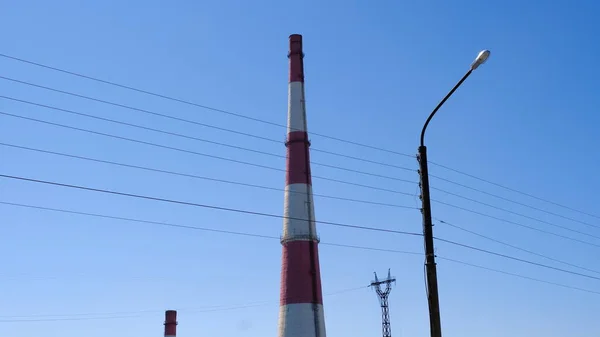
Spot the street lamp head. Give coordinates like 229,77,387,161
470,49,491,70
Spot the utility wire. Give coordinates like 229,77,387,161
3,76,598,245
431,186,600,236
432,199,600,248
0,56,290,130
0,58,415,158
434,237,600,281
430,175,599,229
0,173,423,237
0,315,140,323
2,75,595,229
437,257,600,296
1,54,597,220
5,96,597,241
0,201,423,257
2,111,596,247
0,111,416,198
436,218,600,275
0,303,289,322
0,143,415,210
0,284,368,322
2,200,599,299
0,95,416,184
0,75,416,174
7,96,595,241
0,75,281,144
311,147,414,172
3,174,600,283
428,161,600,221
2,78,596,239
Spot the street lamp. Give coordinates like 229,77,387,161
417,50,490,337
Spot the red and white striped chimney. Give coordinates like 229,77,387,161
278,34,327,337
164,310,177,337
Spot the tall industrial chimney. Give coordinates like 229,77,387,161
278,34,327,337
164,310,177,337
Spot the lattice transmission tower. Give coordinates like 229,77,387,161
370,269,396,337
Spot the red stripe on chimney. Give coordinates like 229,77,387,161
280,240,323,305
288,34,304,83
286,131,311,185
164,310,177,336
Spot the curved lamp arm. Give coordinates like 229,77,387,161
419,50,491,147
419,69,472,147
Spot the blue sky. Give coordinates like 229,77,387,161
1,0,599,336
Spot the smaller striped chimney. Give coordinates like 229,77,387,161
164,310,177,337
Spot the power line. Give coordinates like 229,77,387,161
432,199,600,248
0,199,421,254
429,161,600,221
19,93,591,240
2,200,599,299
0,75,281,144
0,201,423,258
0,95,412,174
430,174,599,229
0,58,415,158
0,55,289,130
2,111,595,249
4,103,597,242
311,147,414,172
0,143,415,210
0,315,140,323
0,111,417,198
0,174,423,237
438,257,600,295
436,218,600,275
0,95,416,184
1,54,597,221
11,198,593,282
4,109,597,251
0,312,152,319
0,309,165,319
0,75,417,176
431,186,600,236
434,237,600,281
2,76,595,229
0,303,282,322
3,174,600,283
0,285,369,322
17,86,598,237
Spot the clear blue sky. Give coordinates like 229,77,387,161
1,0,599,336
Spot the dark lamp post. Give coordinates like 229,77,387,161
418,49,491,337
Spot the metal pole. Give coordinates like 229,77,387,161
417,49,490,337
418,69,474,337
418,145,441,337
